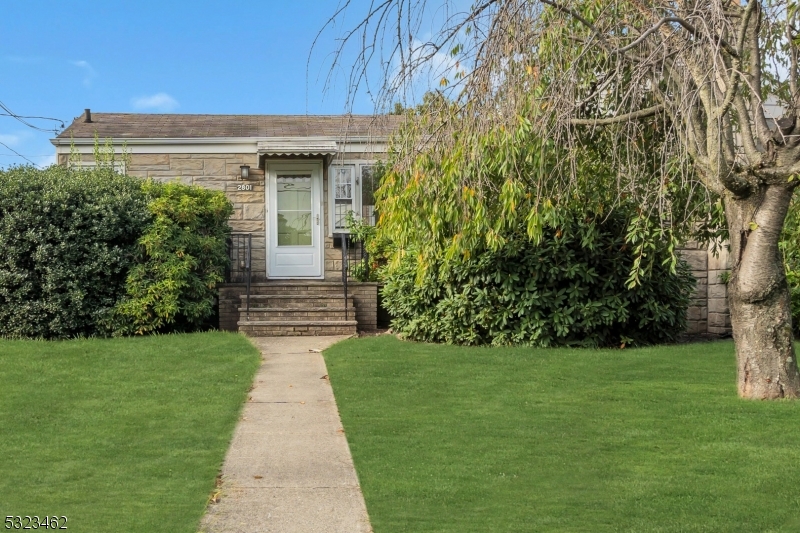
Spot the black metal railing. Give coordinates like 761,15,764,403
226,233,252,318
333,233,369,321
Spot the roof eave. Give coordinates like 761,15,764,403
50,135,389,147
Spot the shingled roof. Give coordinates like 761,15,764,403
56,112,401,140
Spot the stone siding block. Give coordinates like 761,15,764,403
709,312,730,328
684,320,708,335
229,220,266,233
134,154,170,166
679,249,708,271
203,159,227,176
708,284,728,300
708,244,731,270
226,162,248,176
708,297,729,314
686,306,708,322
708,269,729,285
191,179,226,190
170,158,204,171
242,203,265,220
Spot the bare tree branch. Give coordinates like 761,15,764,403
570,104,664,125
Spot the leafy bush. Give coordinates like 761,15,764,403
780,197,800,335
108,181,233,335
344,211,391,282
0,164,233,339
0,165,151,339
382,207,695,347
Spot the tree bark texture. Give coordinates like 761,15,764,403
726,185,800,399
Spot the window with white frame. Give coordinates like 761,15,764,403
360,164,377,226
331,165,354,231
68,160,127,174
330,162,379,232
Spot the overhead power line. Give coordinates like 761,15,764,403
0,100,65,133
0,140,39,166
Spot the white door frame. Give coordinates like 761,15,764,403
265,160,324,279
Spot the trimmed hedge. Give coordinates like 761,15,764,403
0,165,232,339
382,208,695,347
0,166,150,339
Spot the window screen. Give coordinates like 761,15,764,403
332,166,354,230
360,165,377,226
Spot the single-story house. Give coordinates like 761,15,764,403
53,110,402,336
52,110,731,338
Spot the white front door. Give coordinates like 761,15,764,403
267,162,323,278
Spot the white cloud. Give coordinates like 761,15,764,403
131,92,180,112
71,60,97,88
0,133,23,146
36,154,57,168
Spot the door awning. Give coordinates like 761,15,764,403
257,139,339,156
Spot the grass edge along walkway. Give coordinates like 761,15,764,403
324,336,800,533
0,332,260,533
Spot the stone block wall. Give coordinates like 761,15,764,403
707,244,732,336
61,152,269,280
350,283,379,331
60,152,380,283
679,242,731,336
218,284,244,332
679,243,709,335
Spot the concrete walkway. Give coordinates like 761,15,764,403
199,336,372,533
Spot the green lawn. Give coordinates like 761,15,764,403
324,336,800,532
0,332,260,533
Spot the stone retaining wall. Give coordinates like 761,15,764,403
679,243,732,336
349,283,379,331
218,284,245,332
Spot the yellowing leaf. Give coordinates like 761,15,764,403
749,221,759,231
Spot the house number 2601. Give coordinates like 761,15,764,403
237,184,253,191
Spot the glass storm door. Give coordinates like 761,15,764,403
268,164,323,278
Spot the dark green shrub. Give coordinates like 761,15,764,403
382,207,694,347
780,197,800,335
108,181,233,335
0,165,151,339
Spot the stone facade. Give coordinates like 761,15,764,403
679,243,732,336
59,151,733,337
58,152,372,283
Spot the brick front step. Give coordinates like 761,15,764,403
242,294,352,299
219,281,378,335
237,320,358,337
240,295,354,309
244,282,349,295
238,307,356,319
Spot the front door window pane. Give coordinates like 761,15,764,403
277,175,312,246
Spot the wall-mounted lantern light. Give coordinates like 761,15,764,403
239,165,250,180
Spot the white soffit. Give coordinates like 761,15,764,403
257,139,339,156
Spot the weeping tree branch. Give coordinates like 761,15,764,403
569,104,664,125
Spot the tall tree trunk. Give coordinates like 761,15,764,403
726,185,800,399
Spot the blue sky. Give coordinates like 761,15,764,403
0,0,413,169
